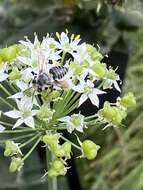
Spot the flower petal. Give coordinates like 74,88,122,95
8,92,23,99
58,116,70,122
13,119,23,129
93,88,106,95
67,125,75,133
4,110,21,119
88,93,99,107
24,117,35,128
79,94,88,106
0,124,5,132
0,72,8,82
114,81,121,92
32,110,39,116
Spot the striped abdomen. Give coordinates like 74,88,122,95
49,66,68,81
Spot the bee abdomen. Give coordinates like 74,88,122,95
49,66,68,80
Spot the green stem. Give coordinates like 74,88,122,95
0,96,14,109
60,135,82,151
0,133,35,143
22,138,41,161
61,51,66,65
0,84,12,96
5,80,18,93
84,114,98,121
46,147,58,190
0,129,36,134
0,121,13,127
20,133,40,148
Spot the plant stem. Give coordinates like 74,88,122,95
60,135,82,151
0,129,36,134
20,133,40,148
0,121,13,127
0,133,35,143
61,51,66,65
46,147,58,190
0,84,12,96
22,138,41,161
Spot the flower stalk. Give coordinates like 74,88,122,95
46,147,58,190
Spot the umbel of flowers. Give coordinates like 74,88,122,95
0,31,136,180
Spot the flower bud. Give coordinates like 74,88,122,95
70,61,88,76
48,168,58,177
54,145,65,157
120,93,136,108
4,140,22,157
0,45,21,62
87,44,103,61
112,108,127,125
48,159,67,177
42,133,60,150
100,101,116,120
37,104,55,122
82,140,100,160
62,142,71,159
91,63,107,78
106,69,117,80
9,67,22,81
9,157,23,172
53,159,65,172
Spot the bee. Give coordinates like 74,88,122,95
32,66,70,92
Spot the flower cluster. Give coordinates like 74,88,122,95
0,31,136,178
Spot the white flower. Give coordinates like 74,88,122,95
103,69,121,92
19,34,61,69
42,37,59,50
73,80,105,107
103,78,121,92
4,96,38,129
71,43,88,63
56,32,81,53
59,113,85,133
0,69,8,82
0,63,8,82
0,124,5,132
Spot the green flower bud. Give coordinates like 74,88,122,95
112,108,127,125
48,168,58,177
0,44,21,62
9,67,22,81
42,133,60,150
54,145,65,157
9,157,23,172
70,61,88,76
120,93,136,108
37,104,54,121
106,69,117,80
86,44,103,61
53,159,65,172
50,90,61,99
100,101,116,120
62,142,71,159
91,63,107,78
54,142,71,158
48,159,67,177
4,140,21,157
82,140,100,160
0,56,3,64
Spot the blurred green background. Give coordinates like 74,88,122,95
0,0,143,190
